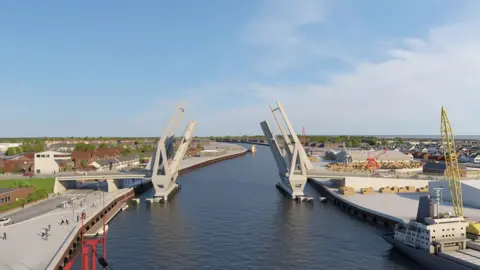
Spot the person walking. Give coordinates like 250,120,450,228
3,232,6,240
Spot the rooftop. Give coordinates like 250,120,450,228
0,188,17,195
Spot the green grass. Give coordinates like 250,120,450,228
0,178,54,212
0,177,55,193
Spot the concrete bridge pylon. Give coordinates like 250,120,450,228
147,103,196,202
260,101,313,201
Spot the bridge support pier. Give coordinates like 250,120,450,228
261,101,314,201
148,103,196,202
106,178,118,193
53,178,67,194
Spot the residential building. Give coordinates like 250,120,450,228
34,151,71,174
0,187,34,205
3,159,34,173
90,155,139,172
49,143,76,152
469,153,480,163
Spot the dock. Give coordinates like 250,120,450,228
309,178,480,269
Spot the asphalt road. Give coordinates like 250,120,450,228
3,190,95,223
0,171,144,180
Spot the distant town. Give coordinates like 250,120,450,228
1,135,480,176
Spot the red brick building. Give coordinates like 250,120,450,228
0,187,34,206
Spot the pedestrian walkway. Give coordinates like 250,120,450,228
0,189,131,270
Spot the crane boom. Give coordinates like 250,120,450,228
440,106,464,217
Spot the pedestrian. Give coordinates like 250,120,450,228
66,220,69,225
48,224,51,231
76,215,79,222
3,232,6,240
60,219,64,225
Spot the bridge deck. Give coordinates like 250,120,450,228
84,201,126,237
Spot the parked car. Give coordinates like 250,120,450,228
23,172,34,177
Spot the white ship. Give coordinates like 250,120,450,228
382,196,480,269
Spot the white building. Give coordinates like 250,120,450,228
34,151,71,174
0,143,22,152
90,155,139,172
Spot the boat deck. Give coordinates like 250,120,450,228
441,249,480,269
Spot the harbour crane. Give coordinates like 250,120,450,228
440,106,463,217
365,149,387,171
442,106,480,238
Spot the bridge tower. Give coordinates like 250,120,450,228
147,103,196,202
260,101,314,201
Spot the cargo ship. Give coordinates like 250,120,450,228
382,196,480,269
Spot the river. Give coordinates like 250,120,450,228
72,145,422,270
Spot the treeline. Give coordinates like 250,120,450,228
6,143,45,156
74,142,156,156
213,135,405,147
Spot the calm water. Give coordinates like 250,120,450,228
73,145,422,270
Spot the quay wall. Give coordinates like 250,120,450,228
341,176,431,192
52,147,248,268
309,179,401,230
52,189,134,270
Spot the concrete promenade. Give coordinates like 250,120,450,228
0,143,247,270
0,188,131,270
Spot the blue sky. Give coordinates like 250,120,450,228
1,0,480,137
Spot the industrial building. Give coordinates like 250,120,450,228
0,143,22,152
34,151,72,174
423,162,467,177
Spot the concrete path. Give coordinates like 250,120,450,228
0,189,129,270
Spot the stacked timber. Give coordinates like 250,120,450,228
339,186,355,196
379,186,399,193
327,161,422,173
416,186,429,192
360,187,375,194
398,186,416,193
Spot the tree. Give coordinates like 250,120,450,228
80,160,88,167
394,137,404,144
121,147,132,156
33,144,44,152
6,147,17,156
15,146,23,154
99,143,107,149
22,144,31,152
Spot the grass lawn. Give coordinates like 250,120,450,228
0,177,55,193
0,178,55,212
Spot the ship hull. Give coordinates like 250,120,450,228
382,234,472,270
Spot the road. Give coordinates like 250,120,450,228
0,170,145,180
2,190,96,223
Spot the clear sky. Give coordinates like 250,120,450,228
1,0,480,137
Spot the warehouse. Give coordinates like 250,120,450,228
423,162,467,177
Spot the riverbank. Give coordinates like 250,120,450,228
0,143,248,270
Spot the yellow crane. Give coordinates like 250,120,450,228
441,106,480,238
440,106,463,217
